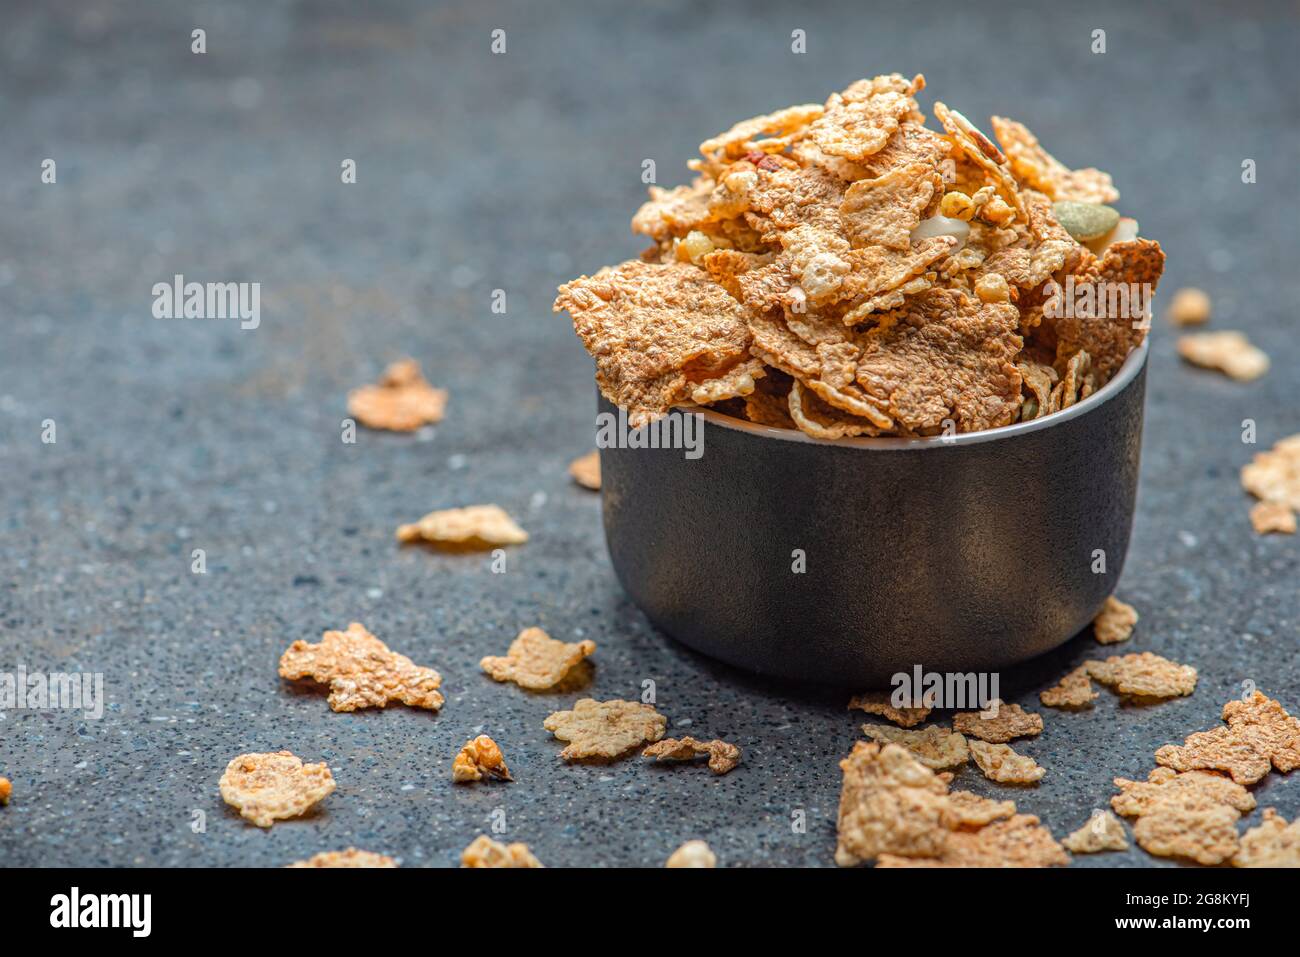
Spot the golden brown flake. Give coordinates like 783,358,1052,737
953,702,1043,743
990,116,1119,204
1111,767,1256,818
632,180,715,242
288,849,398,868
933,104,1025,220
279,621,444,713
1062,811,1128,854
219,751,336,828
480,627,595,692
787,380,884,439
1039,665,1098,710
568,450,601,490
969,740,1045,785
460,835,543,868
554,260,753,427
1177,331,1269,381
665,840,717,868
347,359,448,432
1241,434,1300,513
834,742,951,867
1166,287,1211,326
809,87,916,163
840,163,942,250
1154,726,1271,785
1093,596,1138,645
1250,500,1296,534
698,103,825,171
543,698,667,762
396,504,528,550
642,736,742,775
861,724,969,770
1234,809,1300,867
1133,801,1241,865
848,691,931,728
1085,652,1197,701
942,790,1016,829
1221,690,1300,773
877,814,1068,868
452,735,513,783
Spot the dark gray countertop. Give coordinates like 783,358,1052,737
1,0,1296,867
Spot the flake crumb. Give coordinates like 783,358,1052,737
953,701,1043,743
460,835,543,868
279,621,444,713
1241,435,1300,534
1062,810,1128,854
452,735,513,783
1234,809,1300,867
219,751,335,828
1177,331,1269,381
848,690,930,727
1250,500,1296,534
877,814,1068,868
834,742,950,867
1085,652,1197,700
288,848,398,868
942,790,1016,829
1093,596,1138,645
969,740,1046,785
480,627,595,691
1166,287,1211,326
643,736,742,774
666,840,717,868
396,504,528,550
568,450,601,490
861,723,969,770
347,358,448,431
544,698,667,762
1040,665,1098,710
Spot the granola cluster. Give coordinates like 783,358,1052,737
556,74,1164,437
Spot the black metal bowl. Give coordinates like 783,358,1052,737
598,340,1148,686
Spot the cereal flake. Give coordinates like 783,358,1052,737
969,740,1045,785
877,814,1068,868
1062,811,1129,854
861,724,969,770
279,621,444,713
642,736,742,775
1177,331,1269,381
452,735,513,783
953,702,1043,743
568,450,601,490
347,359,448,432
480,627,595,691
1234,809,1300,867
1085,652,1197,700
543,698,667,762
848,691,930,727
1039,665,1098,710
665,840,717,868
396,504,528,549
1093,596,1138,644
834,742,951,867
219,751,335,828
288,849,398,868
460,835,543,868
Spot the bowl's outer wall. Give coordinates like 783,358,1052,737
598,363,1147,686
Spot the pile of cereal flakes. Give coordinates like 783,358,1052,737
555,74,1165,438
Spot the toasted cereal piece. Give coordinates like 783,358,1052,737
460,835,543,868
942,790,1016,830
1092,596,1138,645
567,450,601,490
1154,726,1272,785
219,751,335,828
1177,331,1269,381
1241,434,1300,511
1040,665,1098,710
969,740,1045,785
834,743,951,867
543,699,667,762
861,724,969,771
480,627,595,692
347,358,448,431
1221,690,1300,772
1131,800,1241,866
665,840,717,868
989,116,1118,204
932,104,1025,220
288,849,398,868
0,776,10,805
847,691,930,728
1165,287,1211,326
279,622,444,713
452,735,513,783
642,737,742,775
877,814,1068,868
1233,809,1300,867
1085,652,1197,700
1062,811,1129,854
1110,767,1256,818
840,162,943,251
1251,500,1296,534
396,504,527,549
952,702,1043,743
808,85,918,164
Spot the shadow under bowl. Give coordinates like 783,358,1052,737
597,340,1148,687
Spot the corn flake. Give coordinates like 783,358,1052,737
481,627,595,692
460,835,543,868
642,736,742,775
834,742,951,867
347,358,448,432
666,840,717,868
953,701,1043,743
396,504,528,550
1241,434,1300,511
219,751,336,828
1221,690,1300,773
1234,809,1300,867
289,849,398,868
1111,767,1256,818
861,724,969,770
1177,331,1269,382
1166,287,1211,326
1093,596,1138,645
1062,810,1128,854
1130,800,1241,865
543,698,667,762
840,163,942,251
1154,726,1272,785
989,116,1119,204
568,450,601,490
877,814,1067,868
279,622,444,713
1085,652,1197,700
452,735,513,783
942,790,1016,829
1250,500,1296,535
1039,665,1098,710
969,740,1045,785
848,690,931,727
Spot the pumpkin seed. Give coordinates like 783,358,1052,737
1052,201,1120,241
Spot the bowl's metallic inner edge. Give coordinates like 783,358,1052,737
680,337,1150,451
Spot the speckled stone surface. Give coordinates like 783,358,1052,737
0,0,1296,868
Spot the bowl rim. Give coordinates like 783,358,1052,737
689,337,1148,449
